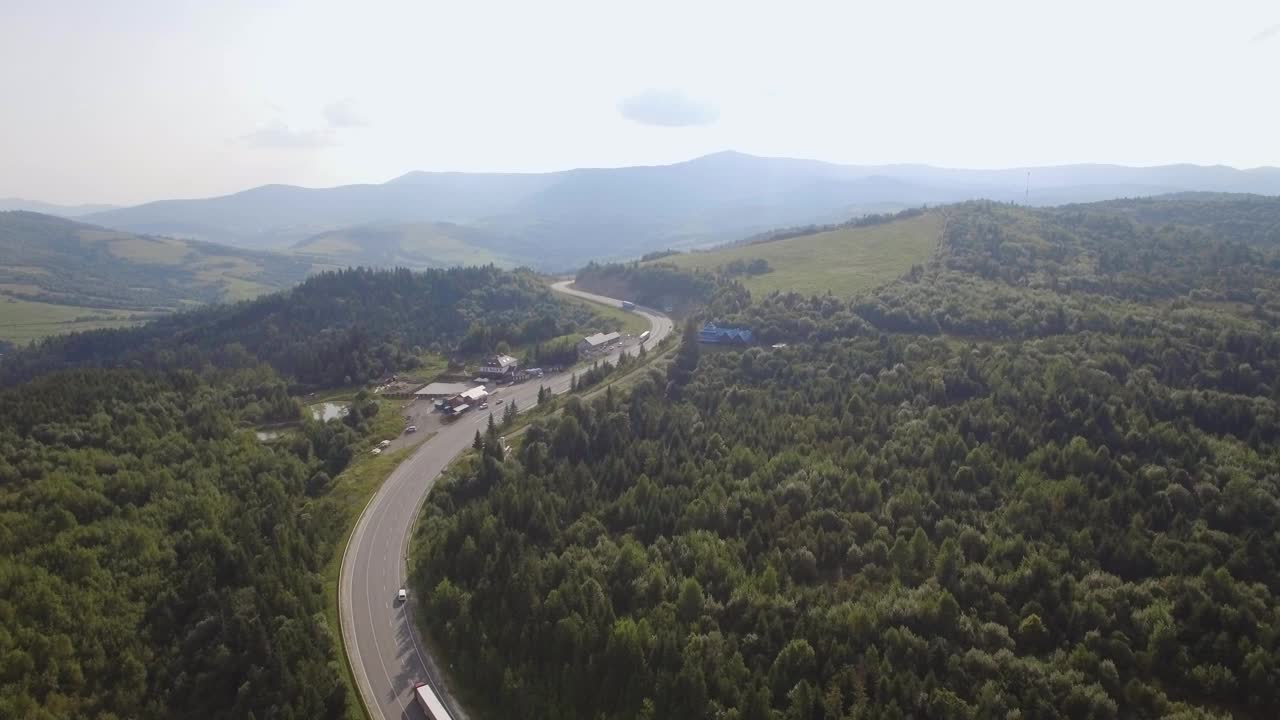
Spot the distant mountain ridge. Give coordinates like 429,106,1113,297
0,198,118,217
78,152,1280,269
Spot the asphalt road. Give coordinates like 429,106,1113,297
340,282,673,720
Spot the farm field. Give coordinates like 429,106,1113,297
0,296,148,344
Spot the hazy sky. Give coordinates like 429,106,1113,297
2,0,1277,205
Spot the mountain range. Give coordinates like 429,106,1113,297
26,152,1280,270
0,198,119,217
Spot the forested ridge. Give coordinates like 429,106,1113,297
0,265,597,389
0,364,395,718
414,195,1280,719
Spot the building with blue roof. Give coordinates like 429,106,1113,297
698,322,754,344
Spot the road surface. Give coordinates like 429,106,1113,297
340,282,673,720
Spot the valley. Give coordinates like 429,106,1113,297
7,5,1279,720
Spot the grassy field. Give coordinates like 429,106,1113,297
0,296,149,343
654,211,944,297
408,352,450,383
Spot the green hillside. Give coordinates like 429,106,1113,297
414,194,1280,720
292,222,516,269
0,211,315,342
652,211,944,297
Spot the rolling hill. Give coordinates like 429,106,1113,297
0,198,118,217
650,210,945,297
0,211,315,342
416,192,1280,720
79,152,1280,270
292,222,518,269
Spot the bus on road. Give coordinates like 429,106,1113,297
413,681,453,720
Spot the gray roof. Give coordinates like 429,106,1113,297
581,331,621,347
415,382,472,396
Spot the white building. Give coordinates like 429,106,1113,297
442,385,490,415
577,331,621,355
479,354,519,378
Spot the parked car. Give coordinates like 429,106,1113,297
405,425,417,434
378,440,391,448
496,398,505,405
371,448,382,456
479,402,489,410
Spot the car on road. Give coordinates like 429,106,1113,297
479,402,488,410
397,588,407,603
496,398,505,405
405,425,417,434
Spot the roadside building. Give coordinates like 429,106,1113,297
442,385,489,416
577,331,621,355
414,382,473,399
479,354,519,378
698,323,754,345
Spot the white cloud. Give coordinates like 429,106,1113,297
618,89,719,128
324,99,368,128
241,120,334,149
1252,23,1280,43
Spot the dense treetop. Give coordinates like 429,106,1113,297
0,265,597,389
414,194,1280,719
0,366,386,719
1078,193,1280,249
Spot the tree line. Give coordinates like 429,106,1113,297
0,266,598,389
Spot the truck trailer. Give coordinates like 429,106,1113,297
413,682,453,720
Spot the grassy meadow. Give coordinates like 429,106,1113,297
655,211,944,297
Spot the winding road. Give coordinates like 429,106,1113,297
339,282,673,720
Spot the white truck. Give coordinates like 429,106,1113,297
413,682,453,720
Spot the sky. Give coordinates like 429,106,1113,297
1,0,1277,205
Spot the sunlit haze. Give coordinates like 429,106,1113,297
3,0,1277,205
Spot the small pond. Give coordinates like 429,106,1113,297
311,401,349,422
